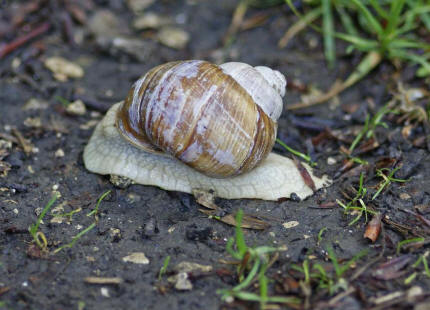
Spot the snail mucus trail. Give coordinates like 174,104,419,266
83,60,329,201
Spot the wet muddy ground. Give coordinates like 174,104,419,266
1,1,430,309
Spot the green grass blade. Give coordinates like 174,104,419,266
29,193,59,236
327,247,342,278
368,0,389,19
335,6,359,36
397,237,425,254
390,49,430,77
389,38,430,50
338,249,368,276
276,138,316,166
343,51,382,89
87,190,112,217
350,0,384,37
385,0,407,36
349,114,369,152
158,255,171,280
226,237,242,260
334,32,379,51
233,259,261,291
232,291,262,302
278,6,322,48
235,210,247,257
284,0,324,34
53,223,96,254
322,0,335,68
421,12,430,30
259,272,268,305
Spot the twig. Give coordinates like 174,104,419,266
0,22,50,59
223,0,248,46
328,286,356,306
11,128,33,155
287,51,382,110
278,7,322,48
61,11,75,45
84,277,123,284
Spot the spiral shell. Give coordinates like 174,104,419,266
116,60,286,178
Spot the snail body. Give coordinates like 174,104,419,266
83,60,329,200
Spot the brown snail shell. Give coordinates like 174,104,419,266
116,60,285,178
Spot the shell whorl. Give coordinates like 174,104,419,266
116,60,286,178
219,62,286,121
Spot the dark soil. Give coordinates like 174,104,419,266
1,1,430,310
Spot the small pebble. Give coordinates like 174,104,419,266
122,252,150,264
44,57,84,81
127,0,155,13
11,58,21,69
399,193,411,200
133,12,171,30
100,287,110,298
157,27,189,49
55,149,65,158
66,100,86,116
282,221,299,229
23,117,42,128
327,156,337,165
168,272,193,291
22,98,49,110
88,10,123,38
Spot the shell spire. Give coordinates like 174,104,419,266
219,62,286,121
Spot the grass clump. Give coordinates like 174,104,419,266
348,104,394,153
28,189,112,254
219,209,299,309
413,253,430,278
284,0,430,107
372,167,409,200
336,173,377,225
293,247,368,295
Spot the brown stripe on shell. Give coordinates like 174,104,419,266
116,62,180,154
237,106,277,175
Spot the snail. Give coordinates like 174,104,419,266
83,60,329,200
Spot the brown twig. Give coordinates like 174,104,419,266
223,0,248,46
328,286,356,306
287,51,382,110
287,80,344,110
84,277,123,284
0,22,50,59
61,11,75,45
11,128,33,156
